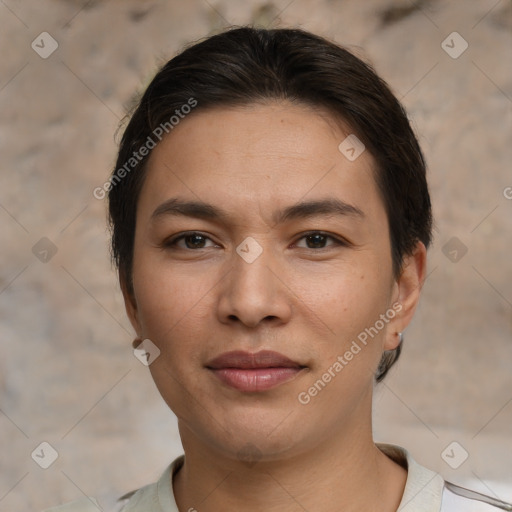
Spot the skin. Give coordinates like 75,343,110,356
122,101,427,512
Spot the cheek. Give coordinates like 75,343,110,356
133,263,215,414
299,258,392,328
132,251,216,340
294,271,393,411
299,260,394,372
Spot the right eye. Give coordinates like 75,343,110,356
163,232,219,250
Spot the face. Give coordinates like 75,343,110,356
123,101,424,462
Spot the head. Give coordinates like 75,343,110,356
108,27,432,461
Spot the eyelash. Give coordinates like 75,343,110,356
163,231,348,250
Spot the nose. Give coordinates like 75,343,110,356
216,242,292,329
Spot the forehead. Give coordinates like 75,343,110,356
138,101,385,224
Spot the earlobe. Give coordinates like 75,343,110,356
385,331,403,352
384,242,427,350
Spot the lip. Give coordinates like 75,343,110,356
206,350,307,392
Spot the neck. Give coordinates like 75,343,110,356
173,417,406,512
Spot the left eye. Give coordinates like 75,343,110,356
295,232,343,249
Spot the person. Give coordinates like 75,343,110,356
47,27,512,512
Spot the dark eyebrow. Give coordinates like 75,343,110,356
151,198,230,222
150,197,365,224
273,198,364,224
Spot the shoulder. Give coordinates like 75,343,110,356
377,443,512,511
442,481,512,511
44,456,183,512
42,497,103,512
42,483,161,512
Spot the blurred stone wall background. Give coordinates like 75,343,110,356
0,0,511,509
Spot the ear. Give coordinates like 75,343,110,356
120,270,142,338
384,241,427,350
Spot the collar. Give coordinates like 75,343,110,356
377,443,445,512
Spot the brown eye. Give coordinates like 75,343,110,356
184,234,207,248
295,232,344,249
165,232,217,250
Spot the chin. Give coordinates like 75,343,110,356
198,413,310,462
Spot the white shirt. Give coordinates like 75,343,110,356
45,444,511,511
